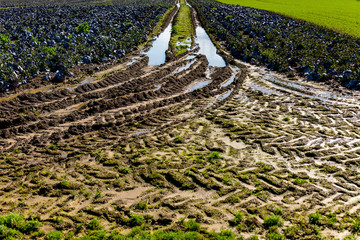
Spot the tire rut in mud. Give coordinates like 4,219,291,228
0,52,245,152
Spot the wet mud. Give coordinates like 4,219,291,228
1,4,360,240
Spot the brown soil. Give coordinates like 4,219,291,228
1,12,360,240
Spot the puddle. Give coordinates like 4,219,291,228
187,80,211,93
248,83,281,95
176,37,192,48
229,66,238,71
265,74,351,101
206,88,234,108
221,74,236,88
131,130,151,136
190,4,226,68
318,92,348,100
270,83,329,102
264,75,332,101
174,59,196,74
80,78,95,86
66,78,95,91
185,55,196,60
266,75,307,91
145,2,225,67
194,25,226,67
144,17,173,65
217,89,234,102
242,97,249,102
126,56,140,66
153,85,162,91
205,69,212,76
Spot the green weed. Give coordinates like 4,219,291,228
309,213,320,225
45,231,63,240
128,214,144,227
76,22,90,34
264,215,283,229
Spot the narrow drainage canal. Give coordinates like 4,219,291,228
190,1,226,67
144,3,178,65
194,25,226,67
145,22,173,65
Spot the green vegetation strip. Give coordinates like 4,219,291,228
218,0,360,37
0,212,238,240
170,0,193,56
149,6,175,39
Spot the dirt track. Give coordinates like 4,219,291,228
0,51,243,151
1,10,360,239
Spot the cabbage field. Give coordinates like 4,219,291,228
0,0,173,91
218,0,360,37
192,0,360,89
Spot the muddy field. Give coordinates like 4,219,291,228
1,2,360,240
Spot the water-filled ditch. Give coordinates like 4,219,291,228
145,2,226,67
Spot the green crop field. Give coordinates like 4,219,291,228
218,0,360,37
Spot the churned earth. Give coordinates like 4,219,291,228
1,1,360,240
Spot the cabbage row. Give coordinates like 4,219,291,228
0,0,173,91
190,0,360,89
0,0,172,7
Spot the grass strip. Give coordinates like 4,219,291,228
170,0,193,56
149,6,176,39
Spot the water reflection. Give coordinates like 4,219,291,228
126,56,140,66
145,2,226,67
187,80,211,92
266,75,307,91
185,55,196,60
144,22,173,65
217,89,234,101
66,78,95,91
221,74,236,88
195,26,226,67
174,59,196,74
132,130,151,136
248,83,281,95
153,85,162,91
